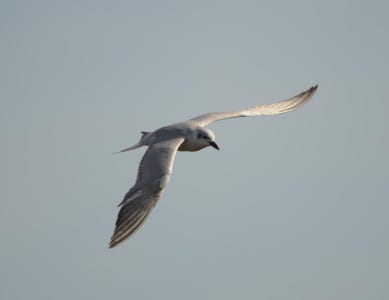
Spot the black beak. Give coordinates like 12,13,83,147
209,141,220,150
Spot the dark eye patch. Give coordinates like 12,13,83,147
198,132,208,139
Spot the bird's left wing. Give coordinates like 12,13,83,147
188,85,318,127
109,137,185,248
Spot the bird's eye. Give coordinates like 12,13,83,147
197,132,209,140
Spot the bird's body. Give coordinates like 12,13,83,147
109,85,318,248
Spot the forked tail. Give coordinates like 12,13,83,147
116,131,151,153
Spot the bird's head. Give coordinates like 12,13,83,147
195,127,219,150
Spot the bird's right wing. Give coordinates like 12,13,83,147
188,85,318,127
109,137,185,248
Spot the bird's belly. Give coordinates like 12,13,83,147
178,141,206,152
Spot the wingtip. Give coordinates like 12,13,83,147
302,84,318,98
108,238,120,249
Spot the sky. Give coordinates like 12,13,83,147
1,0,388,299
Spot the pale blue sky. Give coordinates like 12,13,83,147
1,1,388,299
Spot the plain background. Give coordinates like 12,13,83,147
1,1,388,299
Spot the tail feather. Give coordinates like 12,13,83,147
140,131,150,142
116,131,151,153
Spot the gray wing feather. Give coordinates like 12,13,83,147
109,138,184,248
188,85,318,127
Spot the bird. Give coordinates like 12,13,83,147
109,85,318,248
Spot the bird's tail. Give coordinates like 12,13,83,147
115,131,151,153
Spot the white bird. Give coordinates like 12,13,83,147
109,85,318,248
